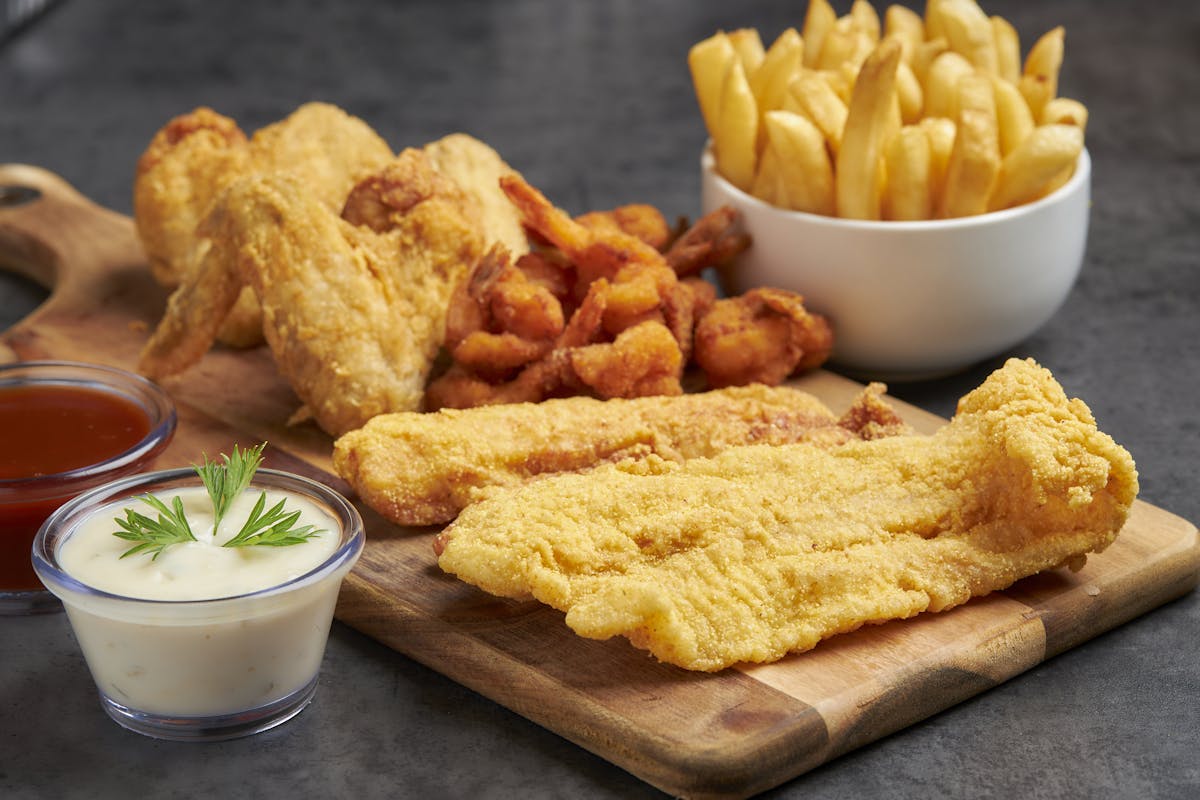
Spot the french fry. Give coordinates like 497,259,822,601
989,123,1083,210
896,60,924,124
956,70,995,118
919,116,957,209
688,33,736,142
788,70,849,155
1040,96,1088,131
911,36,950,85
849,0,882,42
836,39,903,219
818,18,874,72
884,125,934,220
991,15,1021,84
923,0,950,42
940,72,1000,217
992,75,1035,156
715,58,761,192
802,0,838,69
941,0,998,74
691,4,1083,221
1018,26,1065,120
728,28,766,74
763,111,836,215
924,51,974,119
750,28,804,113
939,104,1001,217
883,4,925,61
750,143,786,206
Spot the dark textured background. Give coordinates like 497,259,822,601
2,1,1198,798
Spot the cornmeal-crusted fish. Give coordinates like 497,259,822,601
435,359,1139,671
334,381,907,526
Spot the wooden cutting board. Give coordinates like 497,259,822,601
3,164,1197,800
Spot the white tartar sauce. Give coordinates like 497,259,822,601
58,485,340,600
50,483,353,717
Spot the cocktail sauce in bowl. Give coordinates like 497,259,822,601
0,360,176,614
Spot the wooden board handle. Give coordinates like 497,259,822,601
0,164,152,364
0,163,144,297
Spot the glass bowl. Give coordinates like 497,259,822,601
0,360,176,614
32,466,365,741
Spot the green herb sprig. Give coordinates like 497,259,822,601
114,442,324,560
112,494,196,560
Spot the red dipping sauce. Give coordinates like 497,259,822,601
0,362,176,609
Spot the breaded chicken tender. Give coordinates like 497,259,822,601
335,382,907,527
435,359,1139,671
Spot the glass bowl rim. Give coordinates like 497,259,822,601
31,466,365,607
0,360,177,492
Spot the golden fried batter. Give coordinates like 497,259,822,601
421,133,530,259
335,382,905,527
133,107,249,288
133,103,396,347
694,288,834,387
435,359,1138,671
139,149,483,436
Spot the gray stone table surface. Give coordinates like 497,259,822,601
1,1,1197,798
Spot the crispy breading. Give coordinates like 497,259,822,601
334,382,905,527
139,149,483,436
435,359,1139,671
421,133,530,259
133,103,395,346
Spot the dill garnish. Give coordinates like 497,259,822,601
113,443,323,559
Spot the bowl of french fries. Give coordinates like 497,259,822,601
691,0,1091,378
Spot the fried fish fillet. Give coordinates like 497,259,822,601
334,382,907,526
139,148,483,435
435,359,1139,671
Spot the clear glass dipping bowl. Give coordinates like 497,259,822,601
0,360,176,614
32,467,365,741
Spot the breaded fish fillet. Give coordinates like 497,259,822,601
435,359,1139,671
334,382,907,527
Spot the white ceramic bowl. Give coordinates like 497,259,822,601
701,146,1091,379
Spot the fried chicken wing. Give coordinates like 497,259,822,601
435,359,1138,671
335,381,906,527
133,103,395,347
133,107,249,288
421,133,530,259
249,102,396,207
139,149,483,436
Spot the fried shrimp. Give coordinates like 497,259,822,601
427,174,826,410
694,288,834,387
